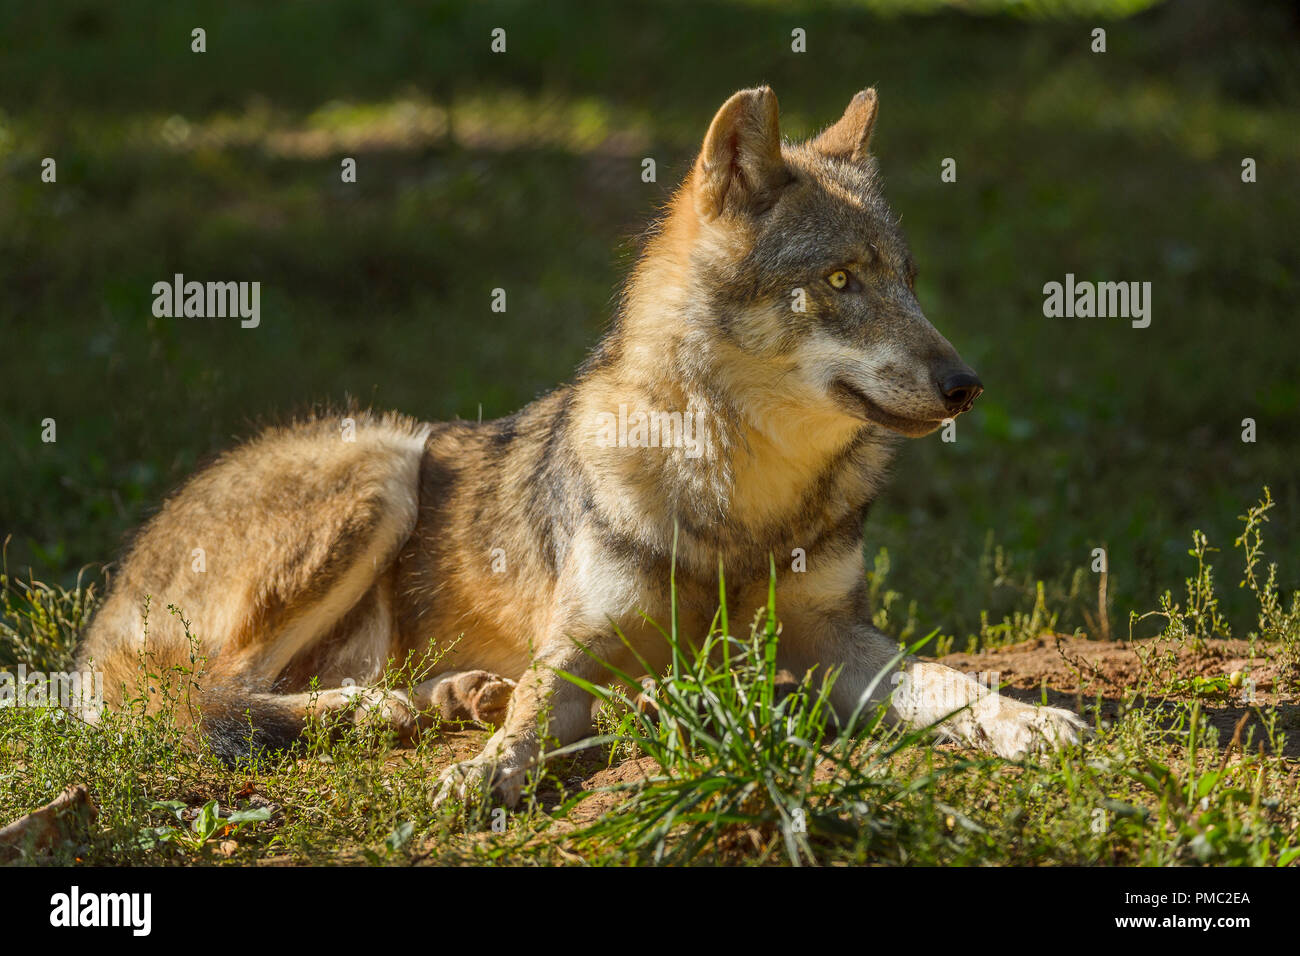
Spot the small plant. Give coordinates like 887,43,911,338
1132,488,1298,697
1161,674,1235,703
138,799,271,855
1235,489,1300,690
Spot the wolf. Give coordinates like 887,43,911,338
74,86,1086,806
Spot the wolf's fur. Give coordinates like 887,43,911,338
75,86,1085,804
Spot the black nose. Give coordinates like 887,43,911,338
939,370,983,413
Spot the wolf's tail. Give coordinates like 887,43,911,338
195,682,308,764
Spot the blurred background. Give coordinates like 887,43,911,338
1,0,1297,647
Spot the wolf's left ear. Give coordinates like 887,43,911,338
812,88,879,163
694,86,789,220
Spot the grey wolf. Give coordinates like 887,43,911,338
74,86,1086,806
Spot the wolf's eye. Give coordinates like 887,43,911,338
826,270,850,290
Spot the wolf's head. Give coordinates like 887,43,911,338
652,86,981,439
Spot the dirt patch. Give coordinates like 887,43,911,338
562,756,660,825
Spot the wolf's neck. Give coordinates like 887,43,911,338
573,268,894,552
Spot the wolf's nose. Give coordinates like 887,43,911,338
939,370,983,413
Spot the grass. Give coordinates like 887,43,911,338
1,490,1296,866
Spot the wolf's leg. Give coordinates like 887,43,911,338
298,668,518,731
250,686,424,741
208,669,517,751
431,526,636,808
884,656,1086,758
430,628,616,808
783,615,1086,759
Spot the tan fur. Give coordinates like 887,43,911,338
75,86,1085,803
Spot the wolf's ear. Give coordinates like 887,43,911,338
812,88,879,163
693,86,789,220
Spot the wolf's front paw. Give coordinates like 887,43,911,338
431,754,528,809
976,699,1088,760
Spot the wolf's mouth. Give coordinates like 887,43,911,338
831,380,943,437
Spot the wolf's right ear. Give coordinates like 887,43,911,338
812,88,879,163
693,86,789,220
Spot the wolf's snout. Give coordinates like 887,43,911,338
938,369,983,414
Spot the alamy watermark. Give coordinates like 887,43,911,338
1042,273,1151,328
0,664,103,711
593,404,705,459
152,273,260,328
50,886,151,936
